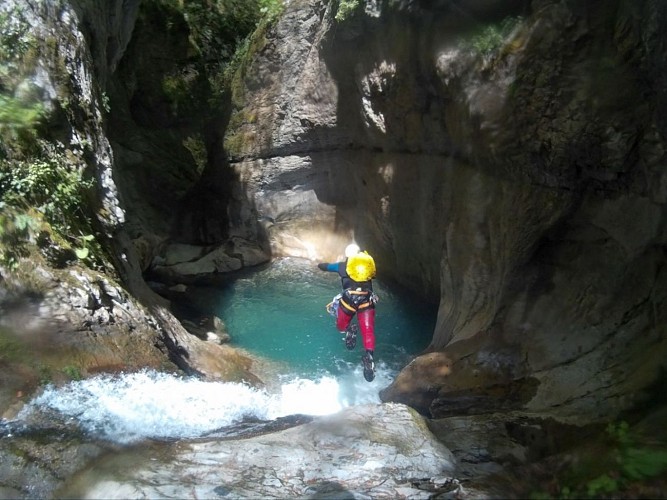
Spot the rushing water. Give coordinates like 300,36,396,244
15,258,436,445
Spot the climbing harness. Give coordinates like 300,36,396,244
339,288,377,314
326,293,342,317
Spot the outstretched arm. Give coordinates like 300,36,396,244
317,262,340,272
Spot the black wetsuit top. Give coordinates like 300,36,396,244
321,260,373,292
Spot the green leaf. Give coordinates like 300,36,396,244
74,247,89,259
586,474,618,496
622,448,667,480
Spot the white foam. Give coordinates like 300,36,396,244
19,367,393,444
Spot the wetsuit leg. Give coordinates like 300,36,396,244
336,305,353,332
357,308,375,351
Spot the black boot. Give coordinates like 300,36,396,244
344,324,357,350
362,350,375,382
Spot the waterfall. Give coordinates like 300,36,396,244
14,257,434,445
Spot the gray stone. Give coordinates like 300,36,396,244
57,403,461,499
225,0,667,426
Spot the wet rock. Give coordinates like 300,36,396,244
57,403,463,499
181,316,231,344
0,254,265,420
200,414,315,440
150,240,270,286
0,422,108,500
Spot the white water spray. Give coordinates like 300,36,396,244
18,366,394,444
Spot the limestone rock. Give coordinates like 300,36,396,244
58,403,462,499
181,315,231,344
226,0,667,425
0,253,264,421
150,240,269,285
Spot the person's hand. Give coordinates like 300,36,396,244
317,263,327,271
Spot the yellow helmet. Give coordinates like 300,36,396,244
346,251,376,282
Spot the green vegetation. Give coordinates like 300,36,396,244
0,8,101,270
0,152,94,233
38,365,52,386
162,73,191,107
0,8,44,155
531,421,667,499
62,364,83,381
258,0,284,23
0,0,287,272
0,146,100,268
183,134,207,175
462,16,523,57
142,0,283,109
222,0,286,152
178,0,269,59
0,328,27,363
219,0,284,100
0,207,39,268
589,421,667,493
335,0,362,22
0,94,43,131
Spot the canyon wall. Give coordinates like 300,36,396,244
0,0,264,396
224,0,667,422
5,0,665,424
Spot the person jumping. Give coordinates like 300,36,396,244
318,243,378,382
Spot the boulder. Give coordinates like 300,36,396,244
57,403,463,499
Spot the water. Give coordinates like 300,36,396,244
217,257,436,377
17,370,339,444
15,258,436,445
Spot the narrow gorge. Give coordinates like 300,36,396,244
1,0,666,498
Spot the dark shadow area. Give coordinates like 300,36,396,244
199,414,314,441
619,366,667,424
306,481,355,499
94,0,271,252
